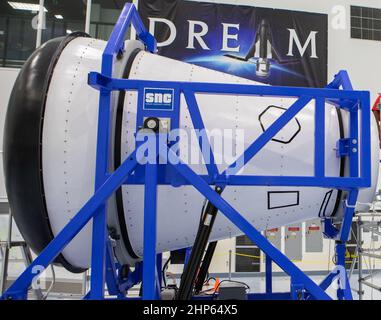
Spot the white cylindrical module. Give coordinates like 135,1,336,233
3,36,379,271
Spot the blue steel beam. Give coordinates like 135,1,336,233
91,89,113,299
319,272,337,291
349,110,360,178
326,70,354,90
290,281,305,300
326,71,359,111
323,218,340,239
88,73,366,101
102,3,156,76
90,1,157,298
125,175,368,189
142,160,160,300
265,255,272,294
89,205,108,299
156,254,163,289
339,190,359,241
183,90,219,179
336,242,353,300
105,242,122,297
360,91,371,183
119,263,143,293
315,97,325,177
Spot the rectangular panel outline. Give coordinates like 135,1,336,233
267,191,300,210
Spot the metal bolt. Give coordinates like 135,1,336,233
352,148,357,153
352,139,357,145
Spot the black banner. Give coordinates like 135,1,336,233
0,299,374,316
138,0,328,87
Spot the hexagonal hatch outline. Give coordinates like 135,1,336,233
258,105,301,144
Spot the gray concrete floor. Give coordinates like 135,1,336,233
231,274,381,300
10,274,381,300
3,261,381,299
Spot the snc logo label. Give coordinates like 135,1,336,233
144,88,174,111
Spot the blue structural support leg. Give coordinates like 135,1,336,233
265,255,272,295
184,248,192,267
89,206,108,299
156,254,163,290
89,86,113,299
85,1,157,297
336,242,353,300
104,242,124,297
314,97,325,177
340,190,359,241
319,271,337,292
290,280,305,300
142,160,160,300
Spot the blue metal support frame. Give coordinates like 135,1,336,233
184,248,192,269
1,4,372,300
265,255,272,294
142,158,160,300
336,242,353,300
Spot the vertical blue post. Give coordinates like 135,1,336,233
89,207,108,299
105,243,122,297
142,160,159,300
349,109,359,178
89,87,112,299
360,91,371,185
157,254,162,289
335,242,352,300
339,189,359,241
315,97,325,177
184,247,192,272
290,280,305,300
88,0,125,296
265,255,272,294
88,3,147,299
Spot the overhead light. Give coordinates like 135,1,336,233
55,14,63,19
8,1,48,12
66,29,72,34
